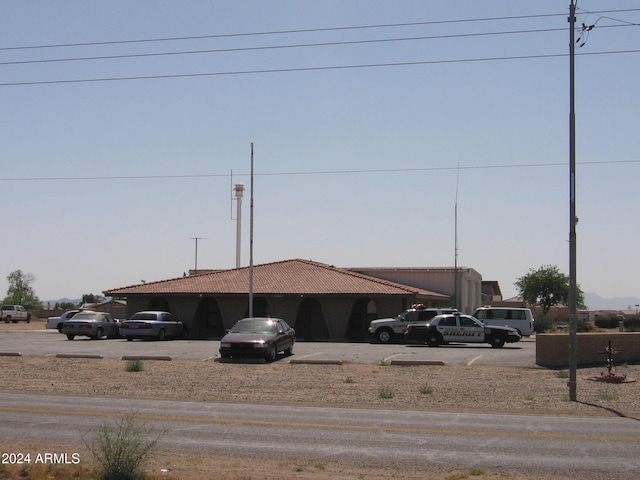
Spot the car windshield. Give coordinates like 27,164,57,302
72,313,96,321
231,319,276,334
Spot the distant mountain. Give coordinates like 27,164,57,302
42,298,82,308
585,292,640,311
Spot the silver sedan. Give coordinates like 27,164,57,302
119,311,187,341
61,311,120,340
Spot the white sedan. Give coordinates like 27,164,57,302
46,310,82,332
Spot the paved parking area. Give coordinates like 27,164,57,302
0,328,537,367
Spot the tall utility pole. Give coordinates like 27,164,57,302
568,0,578,402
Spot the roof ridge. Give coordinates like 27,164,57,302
104,258,449,298
292,259,422,294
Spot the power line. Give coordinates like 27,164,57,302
0,12,573,51
1,159,637,183
3,49,639,87
0,26,578,66
2,9,638,52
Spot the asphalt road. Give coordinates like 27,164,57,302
1,392,639,478
0,328,536,366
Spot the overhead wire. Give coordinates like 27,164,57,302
2,48,640,87
1,159,638,183
1,9,638,51
0,12,576,51
1,9,639,86
0,26,582,66
1,8,638,182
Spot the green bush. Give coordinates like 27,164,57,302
577,319,594,332
534,315,553,333
624,317,640,332
82,413,164,480
594,316,613,329
378,386,395,399
125,359,144,372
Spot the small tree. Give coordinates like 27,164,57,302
515,265,585,316
83,293,105,304
3,270,42,309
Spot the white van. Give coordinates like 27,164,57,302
472,307,535,336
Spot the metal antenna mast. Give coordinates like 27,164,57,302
454,163,460,311
190,237,206,272
248,143,254,318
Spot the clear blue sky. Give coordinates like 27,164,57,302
1,1,638,306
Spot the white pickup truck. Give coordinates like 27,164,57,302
1,305,31,323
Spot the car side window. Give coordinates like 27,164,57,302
459,316,477,328
405,311,419,322
440,317,456,327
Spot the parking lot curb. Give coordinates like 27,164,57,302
56,353,103,359
0,352,21,357
122,355,172,361
289,359,343,365
390,360,445,366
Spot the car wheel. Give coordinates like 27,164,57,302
425,333,442,347
66,334,75,341
93,328,103,340
266,345,277,362
57,324,63,333
126,337,133,342
490,336,505,348
285,340,294,356
376,329,393,343
157,329,166,341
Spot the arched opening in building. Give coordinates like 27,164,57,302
345,298,377,340
244,297,271,318
148,297,171,312
294,297,329,340
193,297,224,339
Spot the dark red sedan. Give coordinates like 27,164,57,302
219,317,295,361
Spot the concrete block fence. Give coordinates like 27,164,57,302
536,332,640,368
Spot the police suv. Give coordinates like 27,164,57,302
404,313,521,348
368,306,458,343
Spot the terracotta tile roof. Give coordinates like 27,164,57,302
104,259,448,299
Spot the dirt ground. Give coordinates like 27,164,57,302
1,320,638,479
